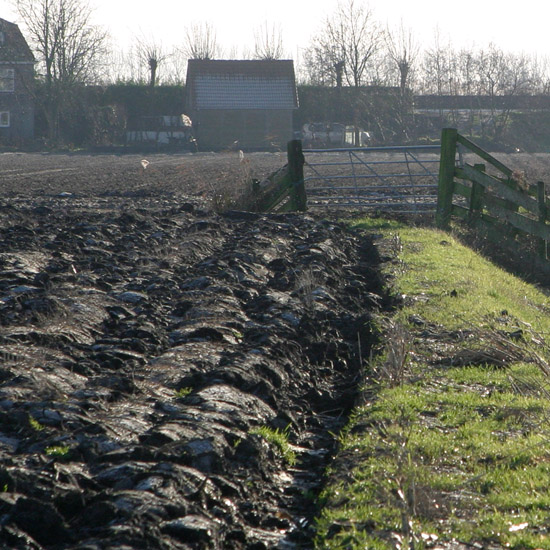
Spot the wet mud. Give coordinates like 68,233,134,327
0,153,388,549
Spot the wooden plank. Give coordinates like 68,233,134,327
245,140,308,213
495,175,537,197
538,181,548,259
456,134,513,177
452,208,506,244
451,204,469,220
470,215,506,243
483,193,517,212
453,204,503,230
250,169,293,212
468,217,550,276
538,181,548,223
265,184,292,211
453,180,471,199
483,202,550,241
469,214,517,246
469,163,485,217
458,164,539,215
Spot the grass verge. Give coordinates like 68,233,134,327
315,218,550,549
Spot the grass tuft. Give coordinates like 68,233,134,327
251,424,297,466
45,445,70,458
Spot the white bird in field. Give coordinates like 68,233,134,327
239,150,245,163
141,159,150,170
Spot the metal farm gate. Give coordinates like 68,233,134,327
303,145,441,213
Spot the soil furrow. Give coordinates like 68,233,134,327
0,153,388,549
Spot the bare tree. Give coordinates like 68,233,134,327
302,39,342,86
183,22,221,60
303,0,382,87
14,0,107,142
476,45,537,139
135,36,168,87
328,0,383,87
420,30,454,96
166,48,188,85
385,21,419,95
253,22,285,60
384,22,419,141
303,0,383,144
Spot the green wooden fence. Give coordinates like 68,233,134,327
436,127,550,262
245,140,307,212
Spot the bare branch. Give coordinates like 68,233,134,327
183,22,221,60
303,0,383,87
253,22,285,60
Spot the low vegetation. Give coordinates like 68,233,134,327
315,218,550,549
251,425,297,466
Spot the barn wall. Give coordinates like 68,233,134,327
193,109,294,151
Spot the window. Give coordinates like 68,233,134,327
0,112,10,127
0,68,14,92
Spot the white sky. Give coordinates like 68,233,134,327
2,0,550,60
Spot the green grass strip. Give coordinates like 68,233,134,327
315,218,550,549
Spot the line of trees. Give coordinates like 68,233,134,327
22,0,550,91
11,0,550,148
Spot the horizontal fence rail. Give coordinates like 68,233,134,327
303,145,441,212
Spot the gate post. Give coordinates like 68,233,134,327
287,139,307,212
436,128,458,228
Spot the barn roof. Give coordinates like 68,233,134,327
186,59,298,110
0,18,34,63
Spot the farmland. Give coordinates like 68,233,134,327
0,150,388,549
2,149,550,549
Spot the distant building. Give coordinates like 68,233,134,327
185,59,298,151
0,18,35,142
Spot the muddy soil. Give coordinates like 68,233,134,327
0,151,288,200
0,152,389,549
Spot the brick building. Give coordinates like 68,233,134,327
0,18,35,142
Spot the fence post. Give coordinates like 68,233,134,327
538,181,548,260
436,128,458,228
287,139,307,212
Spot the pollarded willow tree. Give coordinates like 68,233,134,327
385,21,419,96
14,0,107,143
135,36,168,87
385,22,419,140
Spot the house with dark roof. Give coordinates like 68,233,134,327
0,18,35,142
185,59,298,151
